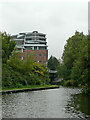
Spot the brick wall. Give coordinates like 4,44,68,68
21,50,48,65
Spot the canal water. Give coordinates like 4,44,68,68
2,86,90,118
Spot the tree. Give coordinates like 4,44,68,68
62,31,85,80
2,32,16,63
21,52,34,74
57,31,89,94
2,32,50,89
7,51,22,71
6,51,50,87
57,63,70,80
47,56,59,70
71,35,88,86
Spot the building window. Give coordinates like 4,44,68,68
44,61,46,63
17,48,21,50
38,47,42,50
44,54,46,57
34,46,37,50
38,47,47,50
45,47,47,50
39,54,41,57
30,47,32,50
25,47,33,50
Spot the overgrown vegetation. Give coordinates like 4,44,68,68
57,31,89,95
2,32,16,63
2,32,50,89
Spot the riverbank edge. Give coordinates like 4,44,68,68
1,86,59,94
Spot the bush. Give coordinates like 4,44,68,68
2,63,50,89
59,80,73,86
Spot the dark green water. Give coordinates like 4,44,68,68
66,93,90,118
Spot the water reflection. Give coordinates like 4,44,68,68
66,93,90,118
2,87,86,118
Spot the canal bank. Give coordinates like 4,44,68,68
1,85,59,94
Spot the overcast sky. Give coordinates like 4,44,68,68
0,0,89,59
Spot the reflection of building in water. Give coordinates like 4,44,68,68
11,31,48,65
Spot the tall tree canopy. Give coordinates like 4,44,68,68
57,31,89,94
2,32,16,63
71,34,88,86
62,31,86,80
47,56,59,70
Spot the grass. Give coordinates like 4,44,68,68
1,84,59,91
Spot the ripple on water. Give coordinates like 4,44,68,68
2,87,88,118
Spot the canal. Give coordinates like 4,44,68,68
2,86,90,118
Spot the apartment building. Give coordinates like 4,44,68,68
11,31,48,65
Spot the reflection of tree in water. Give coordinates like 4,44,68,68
65,94,90,118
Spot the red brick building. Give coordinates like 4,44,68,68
11,31,48,65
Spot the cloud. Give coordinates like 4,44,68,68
0,0,88,59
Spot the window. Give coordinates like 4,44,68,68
39,54,41,57
44,61,46,63
25,47,33,50
30,47,32,50
38,47,47,50
39,47,44,50
34,46,37,50
45,47,47,50
17,48,21,50
44,54,46,57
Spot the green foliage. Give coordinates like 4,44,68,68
20,53,34,74
59,80,73,86
2,61,50,89
71,34,88,87
62,31,85,79
2,32,50,89
57,63,71,80
2,64,25,88
57,31,89,95
47,55,60,70
2,32,16,63
7,51,22,70
2,47,50,88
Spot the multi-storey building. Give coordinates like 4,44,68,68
11,31,48,65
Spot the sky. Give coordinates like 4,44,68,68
88,1,90,31
0,0,89,59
